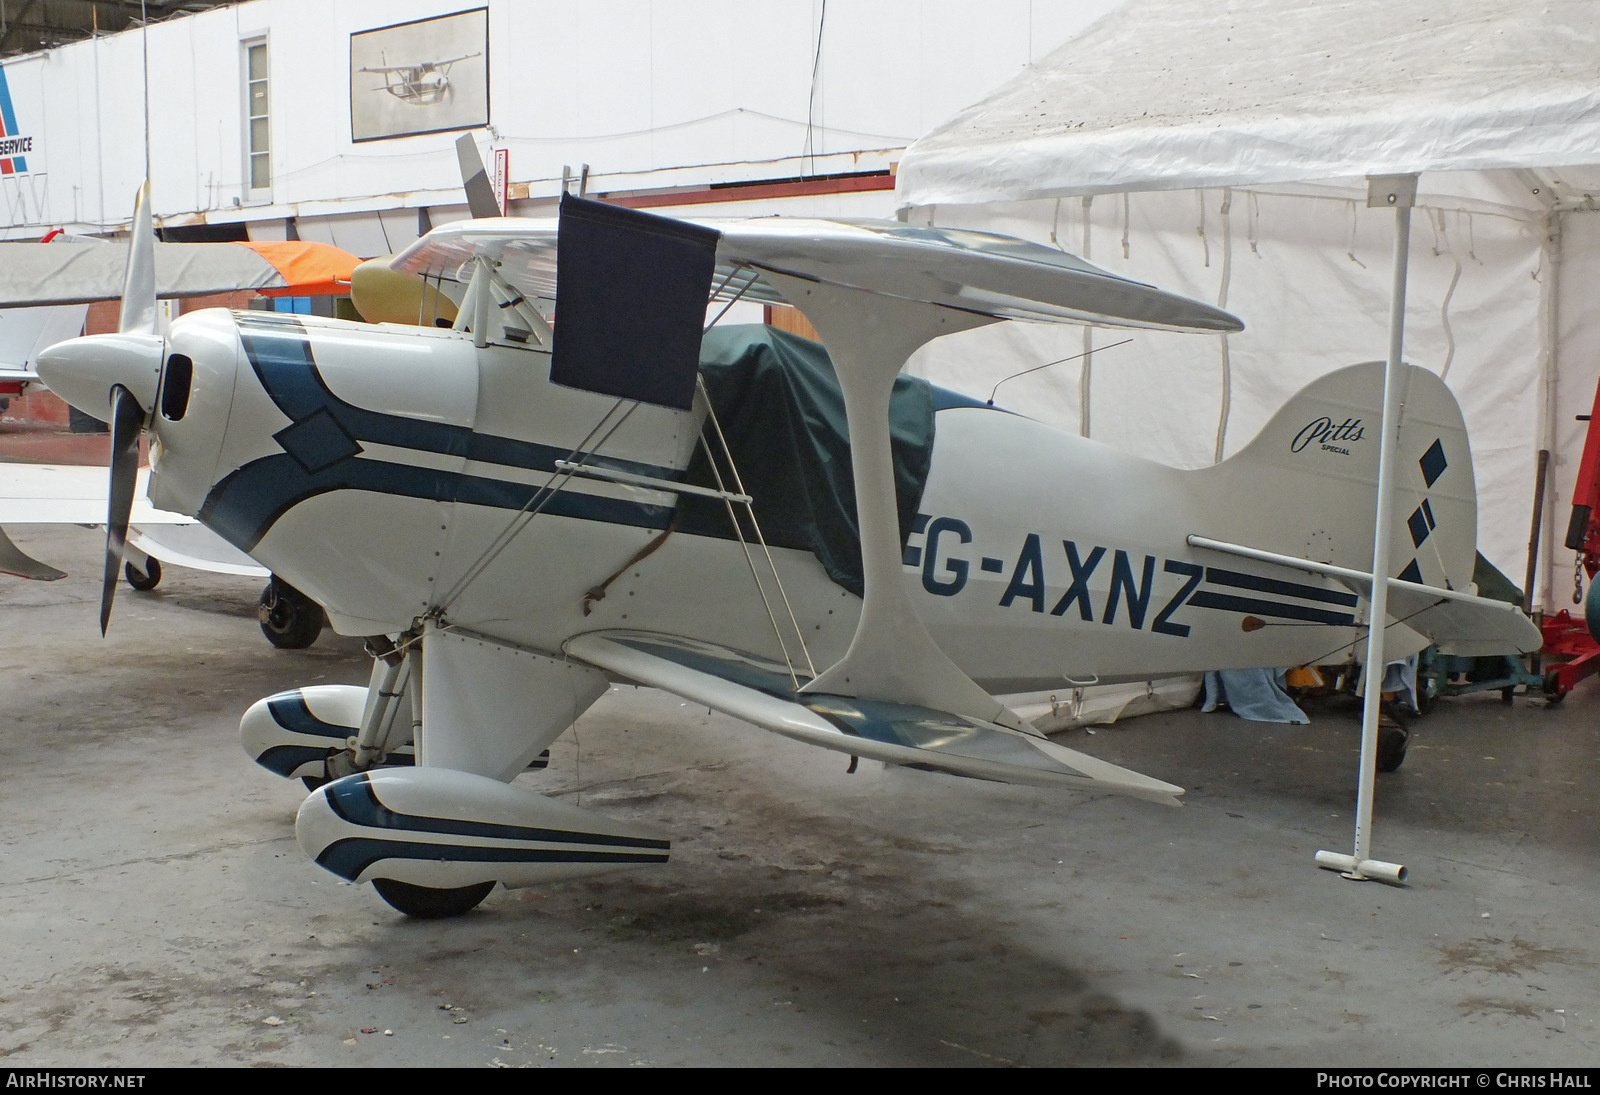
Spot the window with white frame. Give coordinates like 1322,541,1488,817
245,39,270,195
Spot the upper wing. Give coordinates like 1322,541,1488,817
391,215,1243,334
0,241,359,309
566,630,1183,805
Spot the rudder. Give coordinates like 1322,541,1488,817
1191,361,1477,595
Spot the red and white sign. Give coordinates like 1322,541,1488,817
492,147,508,215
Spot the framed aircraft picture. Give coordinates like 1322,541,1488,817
350,8,489,142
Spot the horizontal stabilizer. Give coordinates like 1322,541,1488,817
1188,535,1542,656
566,630,1183,805
0,525,66,580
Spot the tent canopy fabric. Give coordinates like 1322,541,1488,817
889,0,1600,611
895,0,1600,208
0,239,358,308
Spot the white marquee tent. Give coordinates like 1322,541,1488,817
894,0,1600,612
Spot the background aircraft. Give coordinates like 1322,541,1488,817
0,232,357,644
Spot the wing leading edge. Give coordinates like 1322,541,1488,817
391,215,1243,336
565,630,1184,805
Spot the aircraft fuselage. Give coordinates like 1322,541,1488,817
148,308,1385,693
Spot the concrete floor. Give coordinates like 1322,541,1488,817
1,522,1596,1067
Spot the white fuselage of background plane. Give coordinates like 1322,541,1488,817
149,308,1379,692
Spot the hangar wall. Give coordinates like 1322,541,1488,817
0,0,1117,246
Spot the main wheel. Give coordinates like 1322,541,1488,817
258,578,325,649
124,557,162,591
371,878,495,919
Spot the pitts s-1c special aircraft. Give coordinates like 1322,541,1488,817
35,183,1539,918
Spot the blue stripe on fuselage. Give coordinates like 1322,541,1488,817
198,313,677,551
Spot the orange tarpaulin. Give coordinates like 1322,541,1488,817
240,240,359,297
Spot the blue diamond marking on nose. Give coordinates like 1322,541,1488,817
1419,439,1447,487
274,408,363,474
1398,559,1424,584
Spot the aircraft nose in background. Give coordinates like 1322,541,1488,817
34,332,164,420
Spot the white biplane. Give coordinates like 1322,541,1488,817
35,184,1539,918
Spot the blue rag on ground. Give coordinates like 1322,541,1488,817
1202,668,1310,724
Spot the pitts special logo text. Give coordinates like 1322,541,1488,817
1292,417,1365,455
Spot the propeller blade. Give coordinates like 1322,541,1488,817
101,384,146,634
118,181,158,336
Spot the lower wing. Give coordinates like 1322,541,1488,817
0,464,266,580
565,629,1183,805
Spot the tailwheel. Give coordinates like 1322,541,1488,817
371,878,496,919
1376,725,1410,772
1376,701,1411,772
258,576,326,649
124,557,161,590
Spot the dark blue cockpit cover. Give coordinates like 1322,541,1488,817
678,324,935,598
550,194,719,411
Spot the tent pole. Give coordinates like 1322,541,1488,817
1315,174,1416,886
1539,211,1564,616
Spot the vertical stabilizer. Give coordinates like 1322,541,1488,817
1191,361,1477,595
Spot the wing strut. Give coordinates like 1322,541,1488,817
760,272,1028,731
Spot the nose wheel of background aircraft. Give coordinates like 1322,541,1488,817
371,879,497,919
258,577,326,649
124,558,161,591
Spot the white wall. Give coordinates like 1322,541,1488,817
0,0,1118,239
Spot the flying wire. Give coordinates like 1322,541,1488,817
435,399,639,610
986,339,1132,406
